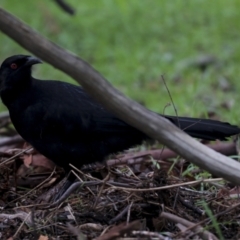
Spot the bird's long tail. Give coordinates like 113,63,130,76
165,115,240,140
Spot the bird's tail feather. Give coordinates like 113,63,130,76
165,115,240,140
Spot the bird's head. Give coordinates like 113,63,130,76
0,55,42,94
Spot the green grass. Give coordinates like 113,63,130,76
1,0,240,123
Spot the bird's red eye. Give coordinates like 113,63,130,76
10,63,18,69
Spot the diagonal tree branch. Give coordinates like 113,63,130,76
0,8,240,184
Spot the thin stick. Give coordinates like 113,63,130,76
161,74,180,127
13,212,31,238
104,178,223,192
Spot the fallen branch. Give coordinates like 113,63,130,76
107,142,237,166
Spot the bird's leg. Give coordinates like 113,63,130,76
53,171,78,201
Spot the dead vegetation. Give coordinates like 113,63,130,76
0,113,240,240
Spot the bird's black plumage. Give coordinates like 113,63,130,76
0,55,239,195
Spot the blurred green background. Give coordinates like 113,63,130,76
1,0,240,124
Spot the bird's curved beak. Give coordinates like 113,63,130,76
25,56,42,66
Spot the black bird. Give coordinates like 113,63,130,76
0,55,239,197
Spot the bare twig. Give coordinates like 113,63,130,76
160,211,218,240
103,178,223,192
95,220,143,240
161,74,180,127
0,146,33,167
93,172,110,208
13,212,32,238
174,201,240,239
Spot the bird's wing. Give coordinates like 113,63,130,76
32,80,140,139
